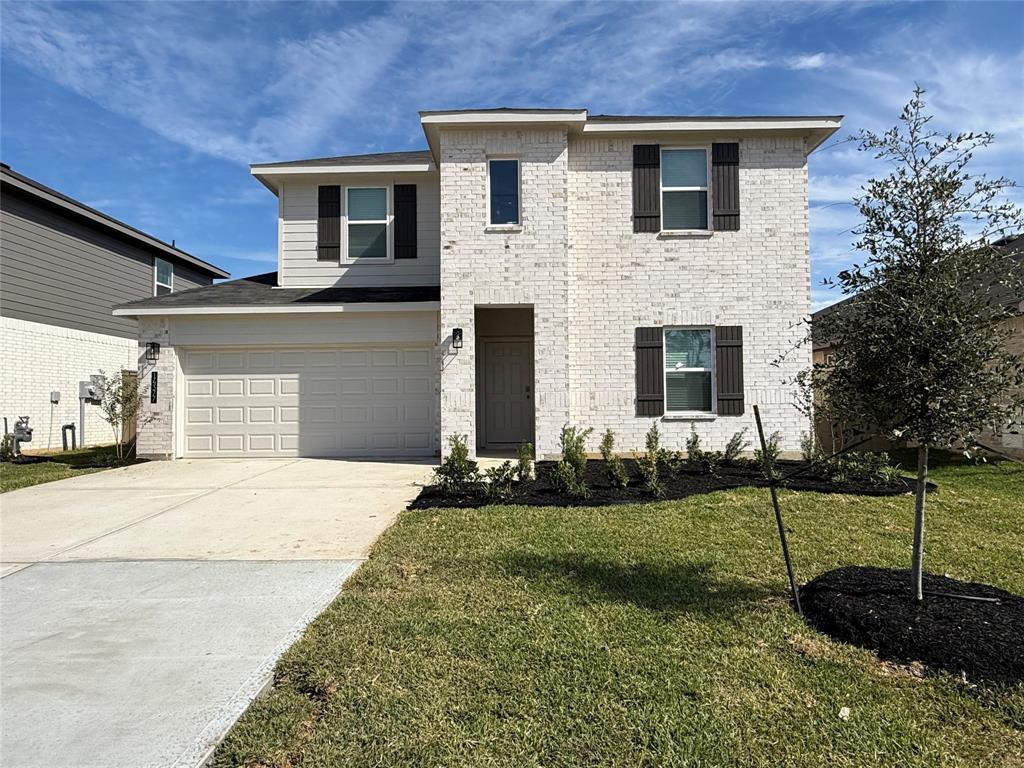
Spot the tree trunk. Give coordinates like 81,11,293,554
911,444,929,601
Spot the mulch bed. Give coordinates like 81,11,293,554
801,566,1024,685
410,458,924,509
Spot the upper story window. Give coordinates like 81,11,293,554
154,257,173,296
488,158,520,225
661,148,709,231
664,327,714,413
347,187,389,259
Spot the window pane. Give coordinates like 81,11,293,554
662,190,708,230
347,188,386,221
665,328,712,369
666,371,712,412
348,223,387,258
156,258,173,285
489,160,519,224
156,284,171,296
662,149,706,187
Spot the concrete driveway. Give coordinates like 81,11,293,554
0,458,432,768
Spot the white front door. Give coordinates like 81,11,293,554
482,340,533,447
180,346,435,457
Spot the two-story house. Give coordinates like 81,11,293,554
0,164,228,448
115,109,840,460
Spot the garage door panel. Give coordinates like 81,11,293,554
182,345,435,457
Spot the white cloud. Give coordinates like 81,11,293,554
788,52,831,70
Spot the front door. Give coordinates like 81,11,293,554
483,340,534,447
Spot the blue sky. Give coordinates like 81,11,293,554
2,1,1021,309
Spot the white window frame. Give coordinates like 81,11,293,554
486,157,521,227
154,257,174,295
660,146,713,233
343,185,393,263
663,326,716,415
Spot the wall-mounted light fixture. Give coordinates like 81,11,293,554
452,328,463,349
146,342,161,362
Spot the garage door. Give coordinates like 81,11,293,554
181,346,435,457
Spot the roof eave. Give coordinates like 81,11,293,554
1,170,230,279
113,301,441,317
419,109,589,163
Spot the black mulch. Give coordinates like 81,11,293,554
409,458,925,510
801,566,1024,686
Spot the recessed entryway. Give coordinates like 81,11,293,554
475,307,535,450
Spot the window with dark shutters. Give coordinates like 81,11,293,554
711,143,740,231
714,326,744,415
317,185,341,261
635,327,664,416
632,145,661,233
393,184,417,259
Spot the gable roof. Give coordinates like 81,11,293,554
113,272,440,315
250,150,432,170
1,163,229,279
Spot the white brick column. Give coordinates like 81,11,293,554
136,317,178,459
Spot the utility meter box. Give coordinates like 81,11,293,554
50,390,61,404
79,380,100,404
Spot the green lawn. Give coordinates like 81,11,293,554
215,454,1024,768
0,444,130,493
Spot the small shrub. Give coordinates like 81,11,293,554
799,431,818,463
599,429,630,489
433,434,482,496
635,423,663,497
823,451,902,486
0,433,14,463
754,430,783,479
664,450,687,474
516,441,534,482
484,461,518,502
724,428,750,463
685,426,723,475
552,424,592,499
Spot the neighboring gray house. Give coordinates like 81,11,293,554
116,108,840,460
0,164,228,448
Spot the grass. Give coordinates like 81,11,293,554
214,452,1024,768
0,444,132,493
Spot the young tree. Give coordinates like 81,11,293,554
812,88,1024,601
96,369,149,462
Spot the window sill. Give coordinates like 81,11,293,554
662,413,717,421
485,224,523,233
658,230,713,239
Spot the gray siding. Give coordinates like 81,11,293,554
0,189,213,338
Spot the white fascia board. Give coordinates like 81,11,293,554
114,302,441,317
251,163,435,175
582,117,842,133
419,110,587,126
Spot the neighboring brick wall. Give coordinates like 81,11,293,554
0,315,137,449
438,128,572,458
437,129,813,458
135,316,177,459
566,135,813,454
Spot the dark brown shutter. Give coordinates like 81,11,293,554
632,145,661,233
393,184,417,259
715,326,744,415
317,185,341,261
711,143,740,231
635,327,664,416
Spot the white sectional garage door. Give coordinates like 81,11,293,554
181,346,435,457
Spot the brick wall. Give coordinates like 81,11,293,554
438,128,813,458
135,316,177,459
438,128,572,457
0,316,137,449
566,135,813,454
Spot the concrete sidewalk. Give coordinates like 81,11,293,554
0,458,432,768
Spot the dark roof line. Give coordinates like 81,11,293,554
251,149,433,170
419,107,587,116
115,272,440,311
588,113,844,122
1,164,229,279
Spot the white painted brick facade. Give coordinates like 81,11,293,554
439,128,812,458
135,317,176,459
0,316,137,449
